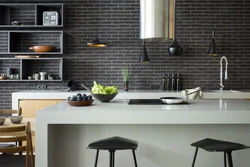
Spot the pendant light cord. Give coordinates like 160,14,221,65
174,0,176,39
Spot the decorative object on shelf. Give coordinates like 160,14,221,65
207,0,218,56
39,72,47,80
0,74,7,80
207,31,218,56
11,21,22,26
30,45,56,52
139,41,149,63
43,11,59,26
15,55,40,58
87,37,107,47
122,66,131,91
7,67,13,77
34,73,40,80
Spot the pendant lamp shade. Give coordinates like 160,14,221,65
139,41,149,63
168,39,183,56
207,31,218,56
87,37,107,47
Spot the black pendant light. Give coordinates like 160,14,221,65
207,31,218,56
87,37,107,47
207,0,218,56
139,41,149,63
168,39,183,56
168,1,183,56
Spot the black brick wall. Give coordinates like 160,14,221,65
0,0,250,108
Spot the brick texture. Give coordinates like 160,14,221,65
0,0,250,108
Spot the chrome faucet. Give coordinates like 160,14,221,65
220,56,228,91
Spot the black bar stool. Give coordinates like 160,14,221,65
87,136,138,167
191,138,250,167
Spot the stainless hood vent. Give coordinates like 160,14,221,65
140,0,175,42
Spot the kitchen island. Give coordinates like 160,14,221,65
36,99,250,167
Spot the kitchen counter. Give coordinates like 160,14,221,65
37,99,250,124
36,99,250,167
11,90,250,109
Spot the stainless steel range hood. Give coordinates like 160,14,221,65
140,0,175,42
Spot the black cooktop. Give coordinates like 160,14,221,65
129,99,163,105
128,99,189,105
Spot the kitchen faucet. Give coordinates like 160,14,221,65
220,56,228,91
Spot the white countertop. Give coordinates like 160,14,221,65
36,99,250,124
12,90,250,109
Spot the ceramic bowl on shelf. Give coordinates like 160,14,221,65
10,116,23,124
92,93,118,102
0,117,5,125
67,99,94,106
29,45,56,52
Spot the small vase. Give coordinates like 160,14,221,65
124,81,129,91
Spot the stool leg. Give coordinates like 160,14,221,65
94,150,99,167
191,148,199,167
224,152,227,167
113,151,115,167
109,150,115,167
109,151,113,167
132,149,138,167
227,152,233,167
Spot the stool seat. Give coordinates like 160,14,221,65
88,136,138,150
191,138,250,152
191,138,250,167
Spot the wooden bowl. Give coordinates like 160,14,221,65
30,46,56,52
0,76,7,80
67,99,94,106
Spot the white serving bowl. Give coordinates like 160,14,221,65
10,116,23,124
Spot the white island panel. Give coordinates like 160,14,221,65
36,99,250,167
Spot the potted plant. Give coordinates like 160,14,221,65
121,66,131,91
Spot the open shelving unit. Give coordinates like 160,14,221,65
0,30,63,55
0,57,63,81
0,3,64,28
0,3,65,82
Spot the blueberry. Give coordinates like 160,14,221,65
77,97,82,101
82,94,87,98
76,93,82,98
67,96,71,101
88,95,92,100
86,96,91,101
71,96,77,101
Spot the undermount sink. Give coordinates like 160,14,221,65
211,89,241,93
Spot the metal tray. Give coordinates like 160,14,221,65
160,97,186,104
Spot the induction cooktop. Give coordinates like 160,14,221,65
129,99,163,105
128,99,189,105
